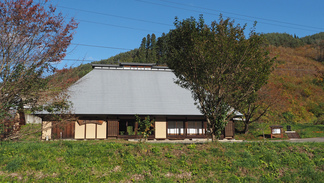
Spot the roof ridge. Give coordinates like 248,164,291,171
92,63,171,71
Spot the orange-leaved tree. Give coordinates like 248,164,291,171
0,0,78,139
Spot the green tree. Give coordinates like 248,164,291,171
134,37,147,63
300,32,324,45
0,0,77,138
157,33,168,65
150,33,157,62
136,115,154,142
263,33,304,48
146,34,151,63
165,15,275,141
316,40,324,62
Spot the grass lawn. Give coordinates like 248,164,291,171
235,121,324,140
287,123,324,138
0,140,323,182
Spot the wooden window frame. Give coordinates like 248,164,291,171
166,119,207,139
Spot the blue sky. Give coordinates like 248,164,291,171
50,0,324,69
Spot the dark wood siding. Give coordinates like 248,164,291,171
107,120,118,137
224,120,234,138
52,122,75,139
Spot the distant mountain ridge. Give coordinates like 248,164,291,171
262,32,324,49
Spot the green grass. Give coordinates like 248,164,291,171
285,123,324,138
17,124,43,142
235,121,324,140
0,141,323,182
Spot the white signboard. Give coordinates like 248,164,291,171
272,128,281,134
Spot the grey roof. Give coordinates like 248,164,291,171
119,62,156,66
68,68,203,115
91,64,122,68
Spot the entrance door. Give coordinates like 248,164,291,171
224,120,234,138
107,120,119,137
52,122,75,139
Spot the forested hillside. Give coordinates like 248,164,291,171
265,45,324,124
50,32,324,125
263,32,324,61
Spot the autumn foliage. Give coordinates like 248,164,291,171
0,0,78,138
259,45,324,125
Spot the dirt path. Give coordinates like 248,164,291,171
285,137,324,143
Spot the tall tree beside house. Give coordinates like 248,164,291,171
134,34,159,63
134,37,147,63
157,33,168,65
146,34,151,63
165,15,275,141
146,34,151,49
150,33,157,62
0,0,78,137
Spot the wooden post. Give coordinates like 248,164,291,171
184,121,188,137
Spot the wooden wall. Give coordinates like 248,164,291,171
52,122,75,139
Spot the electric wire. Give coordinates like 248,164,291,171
70,43,133,50
136,0,323,32
53,2,323,69
76,18,163,33
55,2,323,56
58,5,171,27
159,0,323,31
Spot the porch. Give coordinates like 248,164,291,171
42,116,235,140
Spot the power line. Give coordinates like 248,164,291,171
58,5,172,27
60,58,119,63
70,43,134,50
159,0,323,31
76,18,163,33
51,58,106,63
61,58,98,62
136,0,323,33
58,2,322,35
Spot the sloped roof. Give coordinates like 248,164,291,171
68,65,202,116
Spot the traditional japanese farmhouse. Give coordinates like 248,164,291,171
41,63,242,140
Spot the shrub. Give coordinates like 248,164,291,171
136,115,154,142
308,102,324,117
282,111,295,124
314,116,324,125
301,88,312,97
187,144,196,149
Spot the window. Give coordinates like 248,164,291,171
187,121,205,135
167,121,184,135
119,120,136,135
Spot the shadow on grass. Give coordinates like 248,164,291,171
257,134,271,139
